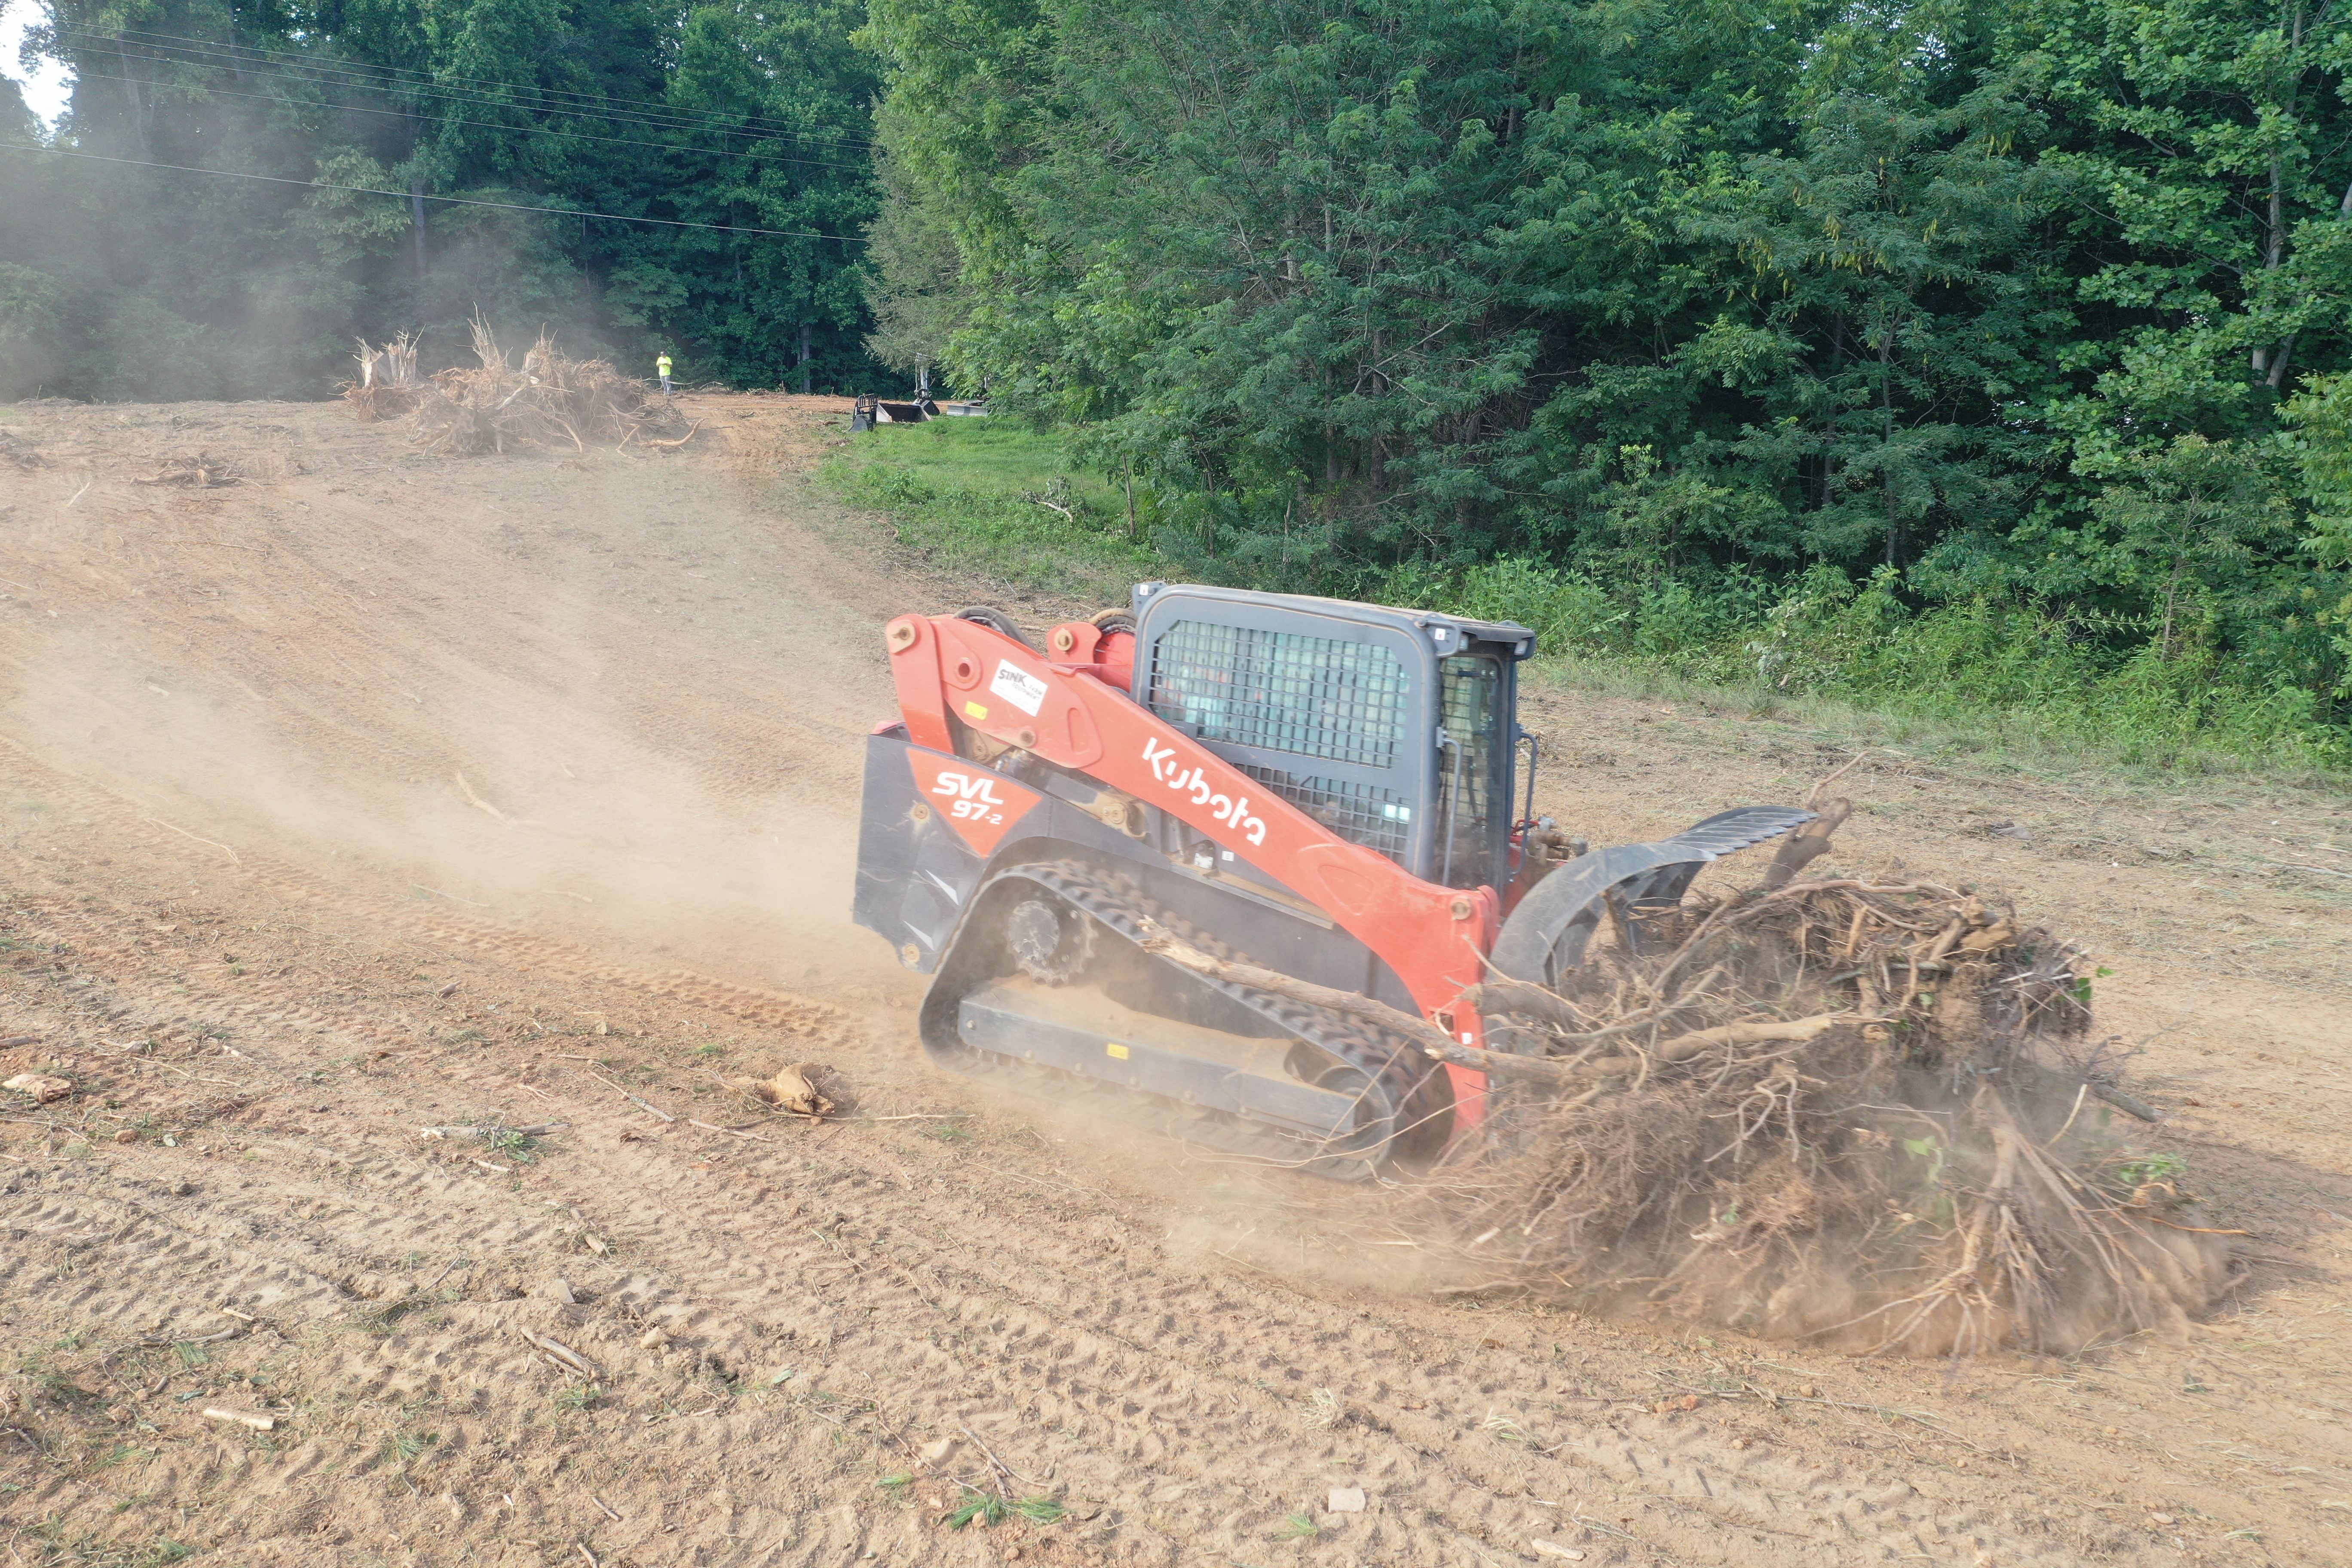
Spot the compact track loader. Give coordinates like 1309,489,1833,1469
852,584,1813,1176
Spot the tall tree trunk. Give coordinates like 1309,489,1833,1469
116,46,149,159
1880,328,1899,569
2256,150,2287,376
798,322,812,394
410,184,428,275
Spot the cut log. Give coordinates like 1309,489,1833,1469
1649,1013,1858,1063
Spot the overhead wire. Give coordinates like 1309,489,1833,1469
99,23,876,148
75,33,865,152
61,25,877,154
0,144,867,242
55,66,873,173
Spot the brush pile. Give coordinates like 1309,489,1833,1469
1412,805,2235,1355
134,452,242,487
362,322,694,455
342,333,425,421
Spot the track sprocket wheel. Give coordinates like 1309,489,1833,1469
1003,894,1095,985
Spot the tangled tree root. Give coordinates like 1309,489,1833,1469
1414,864,2237,1355
342,333,426,421
349,322,695,455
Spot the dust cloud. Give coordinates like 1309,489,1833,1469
0,393,912,999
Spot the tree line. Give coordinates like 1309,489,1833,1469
861,0,2352,763
0,0,877,399
3,0,2349,760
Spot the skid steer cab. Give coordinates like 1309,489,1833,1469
851,582,1811,1177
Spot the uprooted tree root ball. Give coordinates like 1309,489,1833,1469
349,322,696,455
1414,875,2238,1356
341,332,426,421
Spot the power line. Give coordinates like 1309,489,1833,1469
59,66,872,174
73,31,867,152
67,26,877,154
104,23,877,149
0,144,867,241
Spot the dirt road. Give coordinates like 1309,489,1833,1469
0,397,2347,1568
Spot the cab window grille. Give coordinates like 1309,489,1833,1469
1234,763,1412,860
1436,655,1502,886
1146,621,1406,767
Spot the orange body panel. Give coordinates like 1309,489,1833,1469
886,612,1494,1124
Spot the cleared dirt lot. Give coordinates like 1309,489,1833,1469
0,395,2348,1567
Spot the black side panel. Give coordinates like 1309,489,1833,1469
851,733,971,971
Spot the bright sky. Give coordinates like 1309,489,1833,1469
2,0,72,128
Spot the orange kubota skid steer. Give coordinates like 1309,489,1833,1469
852,584,1813,1176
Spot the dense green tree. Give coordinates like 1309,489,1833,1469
0,0,881,396
855,0,2352,751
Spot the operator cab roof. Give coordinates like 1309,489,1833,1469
1130,581,1537,660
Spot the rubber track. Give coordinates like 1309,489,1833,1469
983,858,1437,1180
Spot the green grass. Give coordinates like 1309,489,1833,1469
825,426,2349,784
946,1492,1008,1530
821,418,1157,603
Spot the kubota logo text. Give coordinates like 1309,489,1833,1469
929,769,1008,825
1142,738,1267,846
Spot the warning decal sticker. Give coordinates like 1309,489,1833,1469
988,658,1049,717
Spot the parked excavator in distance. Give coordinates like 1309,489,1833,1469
852,584,1813,1177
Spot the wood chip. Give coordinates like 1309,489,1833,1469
202,1407,274,1431
3,1073,73,1103
687,1118,769,1142
517,1327,598,1378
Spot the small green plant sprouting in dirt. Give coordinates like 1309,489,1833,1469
442,1028,486,1045
2111,1149,2189,1193
556,1383,603,1412
21,1354,98,1408
378,1429,438,1468
921,1122,974,1146
946,1491,1008,1530
171,1341,209,1370
876,1471,914,1499
1016,1497,1066,1524
697,1042,726,1057
1277,1511,1320,1540
486,1127,542,1164
354,1295,426,1338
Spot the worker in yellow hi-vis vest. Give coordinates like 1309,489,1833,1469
655,352,673,396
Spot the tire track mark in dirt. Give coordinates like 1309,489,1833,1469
3,398,2349,1567
0,743,2132,1568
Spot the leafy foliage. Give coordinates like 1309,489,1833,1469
858,0,2352,761
1,0,881,398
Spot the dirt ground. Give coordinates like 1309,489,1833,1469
0,394,2347,1568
